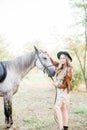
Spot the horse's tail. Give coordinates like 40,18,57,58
0,62,7,83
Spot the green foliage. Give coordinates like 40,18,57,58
69,0,87,36
71,50,84,89
23,115,54,130
66,38,87,89
23,116,46,130
71,69,83,89
73,103,87,114
74,2,87,9
70,0,87,9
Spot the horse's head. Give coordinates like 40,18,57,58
34,46,55,77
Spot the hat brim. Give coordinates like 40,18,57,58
57,51,72,61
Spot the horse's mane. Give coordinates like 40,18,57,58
3,51,36,73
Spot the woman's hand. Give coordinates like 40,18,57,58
58,62,63,69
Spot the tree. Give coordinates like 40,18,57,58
68,0,87,88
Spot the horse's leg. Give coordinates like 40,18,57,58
3,94,13,128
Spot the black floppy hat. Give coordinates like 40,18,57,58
57,51,72,61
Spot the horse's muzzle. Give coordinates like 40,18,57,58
46,67,55,77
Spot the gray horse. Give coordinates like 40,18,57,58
0,46,55,129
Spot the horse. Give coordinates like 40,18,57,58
0,46,55,129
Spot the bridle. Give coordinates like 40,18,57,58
35,49,54,78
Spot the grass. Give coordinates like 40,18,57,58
23,115,55,130
0,70,87,130
73,103,87,114
23,116,46,130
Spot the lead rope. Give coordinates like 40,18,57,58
50,76,58,124
50,77,57,104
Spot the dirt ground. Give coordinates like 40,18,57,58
0,69,87,130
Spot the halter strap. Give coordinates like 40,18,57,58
35,51,54,77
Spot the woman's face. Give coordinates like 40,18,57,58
59,54,67,65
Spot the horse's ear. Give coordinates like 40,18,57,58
34,46,39,53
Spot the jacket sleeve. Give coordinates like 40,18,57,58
50,57,59,67
55,67,72,89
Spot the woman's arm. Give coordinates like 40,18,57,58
54,81,67,89
50,57,59,67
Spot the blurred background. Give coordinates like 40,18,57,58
0,1,87,130
0,0,87,90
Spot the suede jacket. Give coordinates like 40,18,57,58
50,58,72,92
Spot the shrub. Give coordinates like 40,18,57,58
71,69,83,90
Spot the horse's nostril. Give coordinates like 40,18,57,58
53,70,55,76
48,70,55,77
51,70,55,77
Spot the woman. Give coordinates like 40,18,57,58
51,51,73,130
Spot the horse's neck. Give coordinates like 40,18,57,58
12,51,37,79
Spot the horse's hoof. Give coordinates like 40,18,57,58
8,128,16,130
7,125,16,130
10,125,16,130
6,124,11,129
5,124,12,129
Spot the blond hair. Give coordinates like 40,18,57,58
56,55,72,76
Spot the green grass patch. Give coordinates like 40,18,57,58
23,115,54,130
23,116,37,124
73,103,87,114
23,116,46,130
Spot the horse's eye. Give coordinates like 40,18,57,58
43,57,47,60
